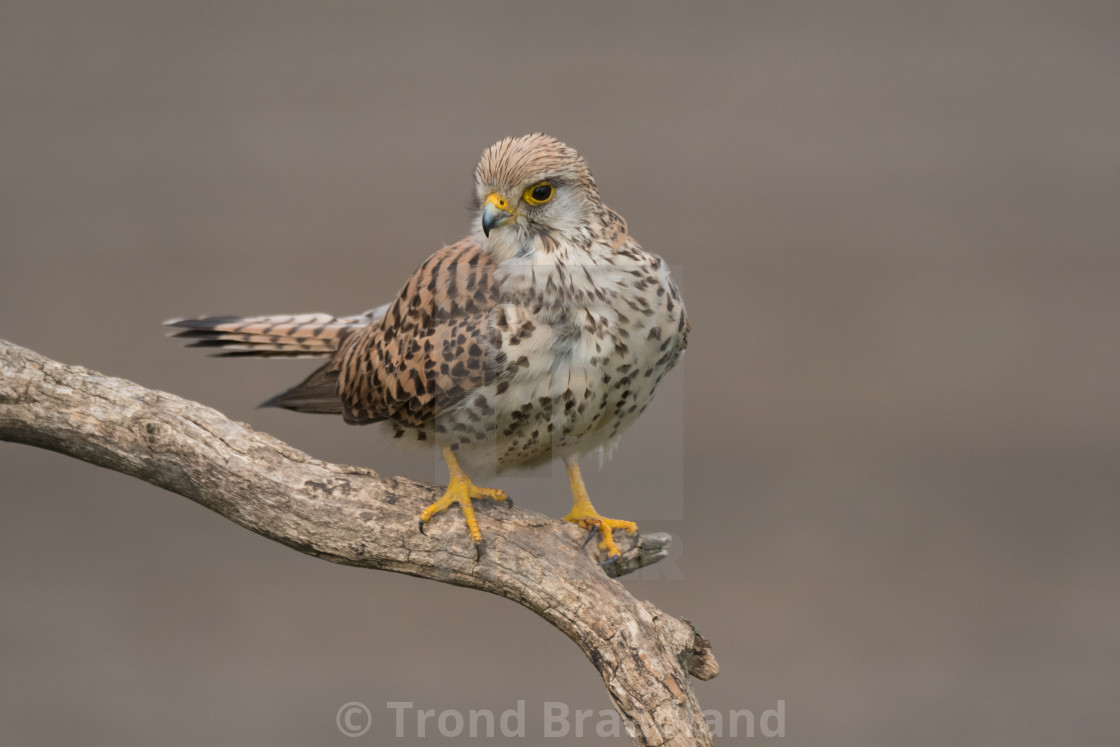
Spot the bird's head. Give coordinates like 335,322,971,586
472,134,602,261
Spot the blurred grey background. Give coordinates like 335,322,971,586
2,2,1118,744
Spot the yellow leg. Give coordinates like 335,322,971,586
562,457,637,560
419,445,510,555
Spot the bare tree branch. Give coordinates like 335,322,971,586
0,339,717,746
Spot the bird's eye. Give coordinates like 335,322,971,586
523,182,554,206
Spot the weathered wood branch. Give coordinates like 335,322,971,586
0,339,716,746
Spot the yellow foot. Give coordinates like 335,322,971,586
563,509,638,561
419,447,511,560
563,457,637,562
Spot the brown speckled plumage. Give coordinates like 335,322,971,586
169,134,687,556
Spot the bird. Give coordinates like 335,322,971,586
167,134,688,563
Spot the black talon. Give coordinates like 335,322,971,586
599,553,621,568
581,526,600,549
418,520,427,535
474,540,483,562
502,495,514,508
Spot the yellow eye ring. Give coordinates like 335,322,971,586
523,182,554,206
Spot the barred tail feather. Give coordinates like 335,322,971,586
165,306,388,415
164,307,385,358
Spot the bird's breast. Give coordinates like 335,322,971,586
435,246,687,472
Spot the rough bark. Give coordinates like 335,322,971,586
0,339,717,746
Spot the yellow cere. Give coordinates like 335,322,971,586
485,192,509,210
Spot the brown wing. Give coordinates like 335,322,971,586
336,239,506,426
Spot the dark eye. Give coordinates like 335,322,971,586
523,182,554,205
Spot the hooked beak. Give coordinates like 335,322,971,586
481,192,514,237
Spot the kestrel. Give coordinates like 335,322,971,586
168,134,688,562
